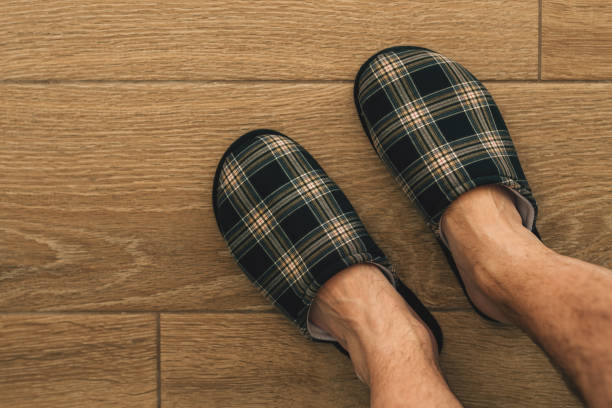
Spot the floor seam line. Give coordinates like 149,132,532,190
156,313,162,408
538,0,543,80
0,307,473,315
1,79,611,85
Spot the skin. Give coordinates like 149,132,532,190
310,184,612,408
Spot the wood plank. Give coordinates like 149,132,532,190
0,0,537,80
161,312,367,408
160,311,580,408
0,314,157,408
542,1,612,79
1,83,610,312
439,311,581,408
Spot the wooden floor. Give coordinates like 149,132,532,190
1,1,611,407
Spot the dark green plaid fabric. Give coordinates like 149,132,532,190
213,129,442,347
354,46,538,236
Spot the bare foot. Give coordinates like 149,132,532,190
440,185,549,323
309,264,436,383
309,264,462,407
441,185,612,407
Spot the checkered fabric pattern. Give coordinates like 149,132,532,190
354,46,538,236
213,129,442,348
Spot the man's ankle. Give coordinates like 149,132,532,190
438,185,555,323
309,264,438,384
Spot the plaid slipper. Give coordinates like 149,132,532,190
354,46,539,321
213,129,443,352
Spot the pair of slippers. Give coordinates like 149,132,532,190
213,46,539,355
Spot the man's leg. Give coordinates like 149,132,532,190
310,264,463,408
441,185,612,408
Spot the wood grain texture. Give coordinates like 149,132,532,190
1,83,611,312
0,0,537,80
542,1,612,79
161,311,581,408
439,311,581,408
161,312,368,408
0,314,157,408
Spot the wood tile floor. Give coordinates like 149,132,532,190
1,1,611,407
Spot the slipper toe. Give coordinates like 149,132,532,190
213,129,443,350
354,46,540,321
